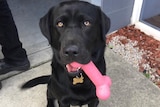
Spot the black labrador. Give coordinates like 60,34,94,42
22,1,110,107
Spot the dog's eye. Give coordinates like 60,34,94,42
84,21,91,26
57,21,64,27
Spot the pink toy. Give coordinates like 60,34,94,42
66,61,111,100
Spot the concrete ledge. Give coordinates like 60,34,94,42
0,46,52,80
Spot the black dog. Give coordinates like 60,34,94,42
22,1,110,107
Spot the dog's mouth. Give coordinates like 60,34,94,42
66,63,81,73
65,63,83,76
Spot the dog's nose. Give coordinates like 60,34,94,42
64,45,79,57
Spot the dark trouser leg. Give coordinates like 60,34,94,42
0,81,2,89
0,0,28,65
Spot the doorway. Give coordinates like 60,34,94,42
131,0,160,41
140,0,160,30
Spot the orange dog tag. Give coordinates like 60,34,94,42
73,73,84,85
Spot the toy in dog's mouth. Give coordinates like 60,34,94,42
66,61,112,100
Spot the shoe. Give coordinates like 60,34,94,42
0,59,30,75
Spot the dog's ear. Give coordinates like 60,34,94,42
99,8,110,42
39,7,54,44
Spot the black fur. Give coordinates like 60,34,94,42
22,1,110,107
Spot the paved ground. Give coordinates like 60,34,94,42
1,47,160,107
0,0,160,107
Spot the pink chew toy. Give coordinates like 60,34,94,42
68,61,111,100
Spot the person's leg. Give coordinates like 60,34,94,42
0,81,2,89
0,0,30,74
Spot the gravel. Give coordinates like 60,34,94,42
106,25,160,87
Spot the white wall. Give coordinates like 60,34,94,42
82,0,102,6
91,0,102,6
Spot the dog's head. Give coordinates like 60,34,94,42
39,1,110,65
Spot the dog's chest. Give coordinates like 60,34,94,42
67,70,92,87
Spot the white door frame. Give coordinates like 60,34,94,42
131,0,160,41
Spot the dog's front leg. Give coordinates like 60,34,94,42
88,98,99,107
58,101,70,107
47,98,56,107
47,89,56,107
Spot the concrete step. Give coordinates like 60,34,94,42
0,42,52,80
